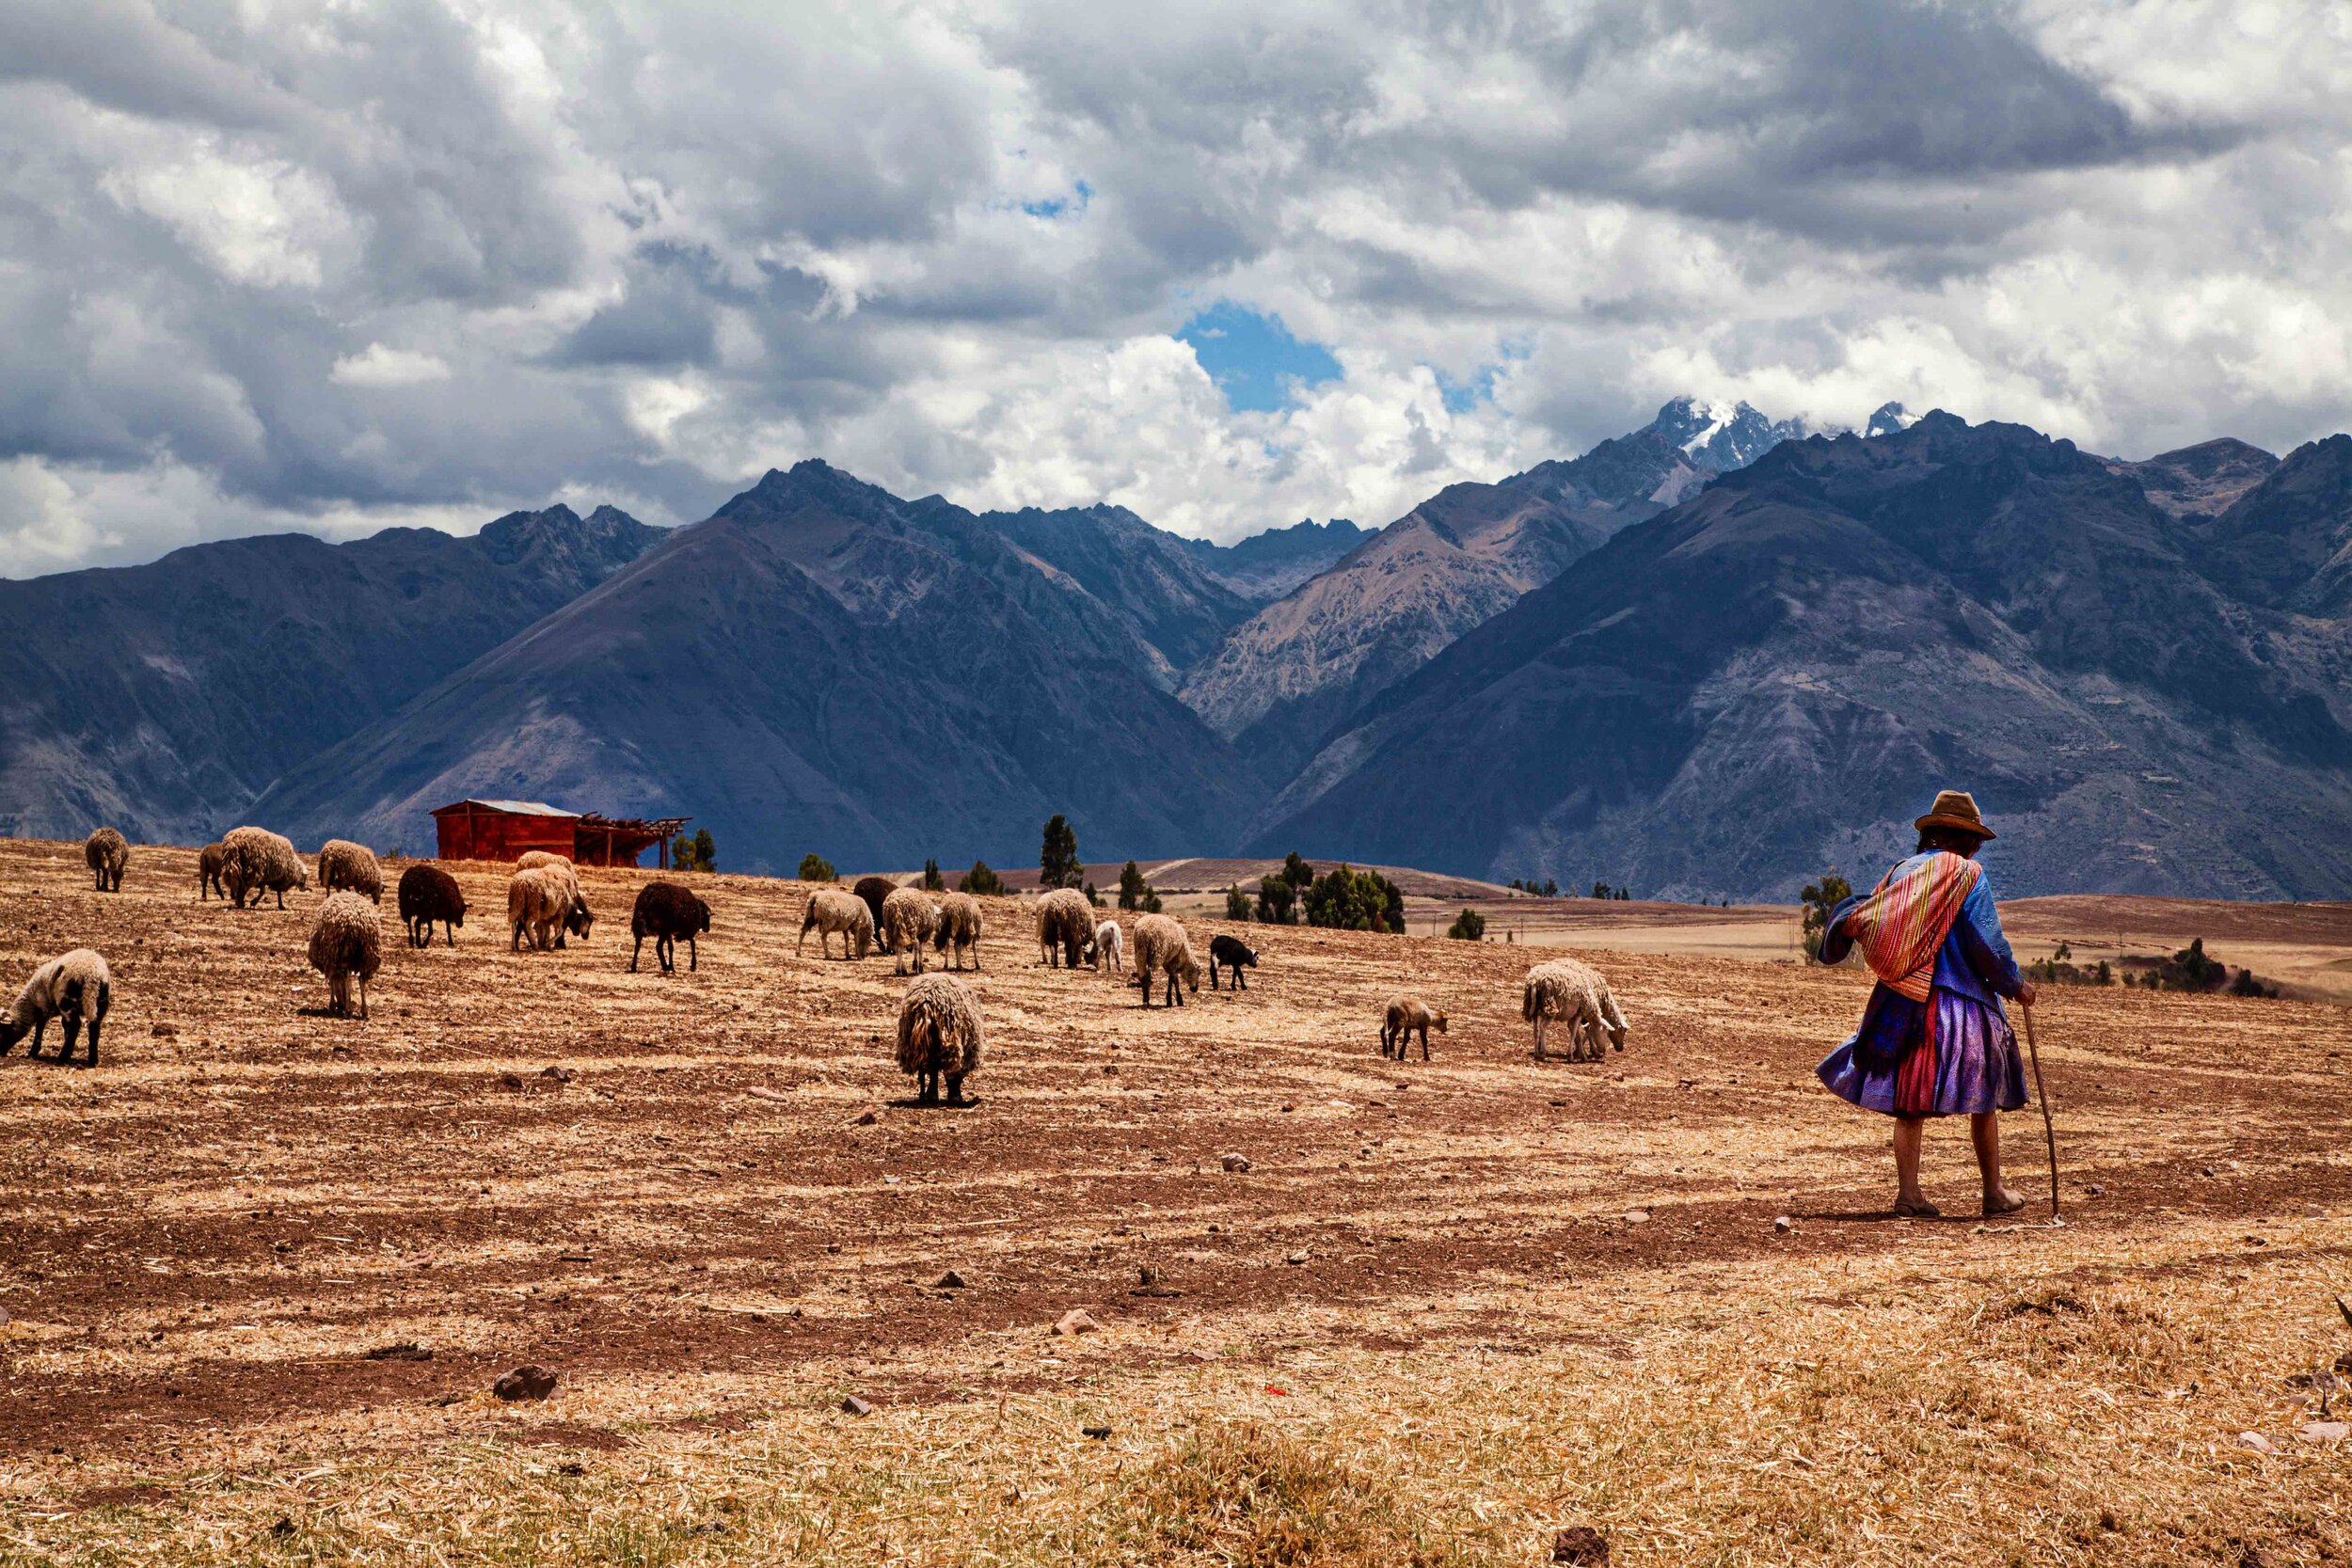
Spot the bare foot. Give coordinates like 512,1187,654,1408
1982,1187,2027,1217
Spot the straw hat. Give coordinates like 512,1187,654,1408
1915,789,1994,840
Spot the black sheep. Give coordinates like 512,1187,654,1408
631,880,712,973
1208,933,1259,990
851,875,897,938
396,863,467,948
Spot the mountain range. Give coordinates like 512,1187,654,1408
4,399,2347,898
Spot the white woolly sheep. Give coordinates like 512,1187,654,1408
1129,913,1201,1008
1523,958,1629,1063
883,886,940,975
507,866,587,952
220,826,309,909
515,855,588,946
1036,887,1094,967
84,828,127,893
516,850,573,874
1086,919,1126,974
308,892,382,1019
0,948,111,1068
931,891,983,971
198,840,230,900
1381,996,1447,1060
798,888,874,959
316,839,384,903
896,973,983,1105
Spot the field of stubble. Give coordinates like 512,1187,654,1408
1,837,2347,1566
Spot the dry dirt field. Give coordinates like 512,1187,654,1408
2,837,2349,1566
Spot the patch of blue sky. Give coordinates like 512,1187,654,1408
1021,180,1092,218
1176,302,1341,413
1436,341,1530,413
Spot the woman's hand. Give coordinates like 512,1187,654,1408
2016,979,2039,1008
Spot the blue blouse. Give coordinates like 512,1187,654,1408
1818,853,2025,1009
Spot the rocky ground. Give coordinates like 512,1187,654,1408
0,838,2345,1565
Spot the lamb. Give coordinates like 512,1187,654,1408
852,875,898,936
316,839,384,903
895,974,982,1106
219,826,309,909
0,949,110,1068
931,891,983,971
1207,933,1258,990
1523,958,1629,1063
1036,887,1094,968
507,866,591,951
883,886,940,975
1130,912,1202,1008
798,888,874,959
308,893,382,1019
198,840,230,900
631,880,711,974
84,828,127,893
1086,919,1125,974
1381,996,1447,1061
397,863,467,948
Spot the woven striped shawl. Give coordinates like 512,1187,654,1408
1843,851,1982,1003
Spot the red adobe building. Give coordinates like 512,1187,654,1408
429,800,691,868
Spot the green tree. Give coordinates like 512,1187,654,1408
959,860,1005,896
1281,850,1315,891
922,858,945,892
1255,876,1296,926
797,851,835,882
1447,908,1486,941
1084,880,1104,908
1118,860,1151,911
1305,863,1405,934
670,830,717,873
1799,871,1852,962
1040,815,1082,891
1225,884,1254,921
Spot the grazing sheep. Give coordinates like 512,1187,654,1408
0,949,110,1068
1036,887,1094,968
512,856,588,947
883,886,939,975
1381,996,1447,1061
931,892,983,971
220,826,309,909
852,875,898,936
198,840,230,901
798,888,874,959
1207,933,1258,990
895,974,983,1106
516,850,573,873
84,828,127,893
397,863,467,948
1523,958,1629,1063
308,893,382,1019
631,880,711,974
1087,919,1125,974
1130,913,1202,1008
316,839,384,903
508,866,588,951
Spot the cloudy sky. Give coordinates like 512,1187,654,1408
2,0,2346,575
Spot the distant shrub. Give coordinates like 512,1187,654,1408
1118,860,1162,913
1256,876,1296,926
1305,863,1404,934
1447,908,1486,941
671,830,716,873
1799,871,1851,962
1225,884,1253,921
959,860,1005,896
798,852,835,882
1084,880,1104,908
1039,815,1084,891
922,858,945,892
1280,851,1315,892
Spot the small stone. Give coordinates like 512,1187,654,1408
1220,1153,1251,1173
1284,1250,1310,1265
2201,1165,2217,1178
541,1066,576,1084
883,1175,902,1186
856,1112,878,1127
1623,1210,1651,1224
1102,1064,1118,1075
1552,1525,1611,1564
2298,1421,2350,1444
2235,1431,2278,1453
1137,1265,1161,1287
492,1365,558,1402
1549,1099,1566,1107
841,1395,874,1417
1280,1103,1295,1113
2087,1184,2105,1196
1773,1215,1794,1234
500,1073,524,1091
935,1270,968,1290
1082,1424,1112,1440
151,1022,177,1037
363,1341,431,1361
1054,1309,1100,1336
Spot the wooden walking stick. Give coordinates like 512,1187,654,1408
2022,1003,2059,1219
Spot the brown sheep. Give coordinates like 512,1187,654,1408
883,886,939,975
931,891,983,971
84,828,127,893
1381,996,1447,1060
1035,887,1093,967
397,863,467,947
316,839,384,903
1129,913,1201,1008
198,840,230,900
896,974,983,1106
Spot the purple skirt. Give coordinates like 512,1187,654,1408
1817,985,2027,1117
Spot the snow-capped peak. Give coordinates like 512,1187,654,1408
1646,396,1808,473
1866,401,1919,437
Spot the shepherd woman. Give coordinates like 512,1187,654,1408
1815,790,2038,1217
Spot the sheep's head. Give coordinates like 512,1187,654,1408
1607,1015,1628,1051
1434,1012,1449,1033
294,863,311,889
694,897,712,933
0,1017,25,1052
565,898,596,941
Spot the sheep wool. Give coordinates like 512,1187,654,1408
397,863,467,948
895,974,983,1105
1522,958,1629,1062
84,827,128,893
1036,887,1094,968
515,855,587,946
931,892,983,971
798,888,874,959
308,893,383,1019
0,948,111,1067
1089,919,1125,974
316,839,384,903
882,886,940,975
220,826,309,910
507,866,577,951
1130,912,1201,1008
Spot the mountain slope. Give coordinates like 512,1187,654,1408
1177,517,1368,601
254,463,1256,874
1249,413,2352,900
2184,435,2352,615
982,503,1255,680
0,505,660,845
1180,402,1795,783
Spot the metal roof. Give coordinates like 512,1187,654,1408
428,799,580,818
